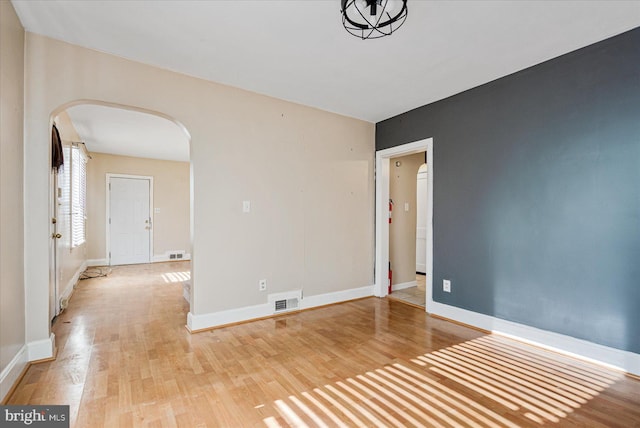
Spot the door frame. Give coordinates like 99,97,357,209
416,164,428,275
375,138,433,310
106,173,154,265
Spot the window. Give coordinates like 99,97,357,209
71,144,88,247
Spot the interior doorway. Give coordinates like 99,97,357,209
48,100,193,329
386,153,426,308
375,138,433,311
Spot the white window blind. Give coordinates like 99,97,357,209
60,146,72,241
71,144,88,247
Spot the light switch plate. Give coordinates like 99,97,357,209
404,202,410,212
243,200,251,213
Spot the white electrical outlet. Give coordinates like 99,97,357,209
443,279,451,293
259,279,267,291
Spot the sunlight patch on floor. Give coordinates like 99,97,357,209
161,271,190,283
263,335,623,427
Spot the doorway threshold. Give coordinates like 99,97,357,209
387,293,425,310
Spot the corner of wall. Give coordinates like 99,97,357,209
27,333,55,362
187,284,373,332
0,0,27,404
0,346,28,403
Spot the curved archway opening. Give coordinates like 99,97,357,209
48,100,193,329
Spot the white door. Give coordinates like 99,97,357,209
416,166,428,274
109,177,151,265
49,171,62,321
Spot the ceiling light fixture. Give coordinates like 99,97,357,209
341,0,408,40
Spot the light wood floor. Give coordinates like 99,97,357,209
389,275,427,308
7,262,640,427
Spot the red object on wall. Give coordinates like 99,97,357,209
388,262,392,294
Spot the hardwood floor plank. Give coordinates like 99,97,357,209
6,261,640,427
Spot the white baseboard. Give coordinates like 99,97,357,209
429,301,640,376
152,253,191,263
59,261,87,311
187,284,374,332
2,334,58,401
27,333,55,362
300,285,373,310
87,253,191,267
0,345,28,402
392,280,417,291
89,255,191,265
188,302,271,331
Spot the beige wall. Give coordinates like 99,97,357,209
389,152,425,286
53,111,87,302
23,33,374,342
0,0,26,390
86,153,190,261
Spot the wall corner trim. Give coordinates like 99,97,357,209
27,333,55,362
429,301,640,376
0,345,28,403
187,285,374,332
2,334,57,402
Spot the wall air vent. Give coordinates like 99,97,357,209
166,250,186,260
268,290,302,314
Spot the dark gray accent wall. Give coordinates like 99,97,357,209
376,28,640,354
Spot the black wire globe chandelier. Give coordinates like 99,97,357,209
341,0,408,40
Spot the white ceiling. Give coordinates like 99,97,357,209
66,104,190,162
12,1,640,161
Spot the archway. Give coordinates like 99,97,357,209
48,100,193,330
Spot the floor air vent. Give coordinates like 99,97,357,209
269,290,302,314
